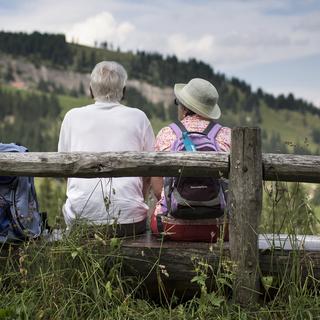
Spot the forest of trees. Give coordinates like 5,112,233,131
1,31,319,118
0,31,72,66
0,87,61,151
124,87,167,121
1,31,320,156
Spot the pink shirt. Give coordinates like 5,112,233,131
154,115,231,216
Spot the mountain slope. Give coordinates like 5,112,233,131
0,31,319,154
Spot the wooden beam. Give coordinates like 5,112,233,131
0,152,229,178
263,153,320,183
120,234,320,298
229,127,262,305
0,151,319,182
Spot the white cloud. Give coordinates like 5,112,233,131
0,0,319,105
1,0,319,71
167,34,216,62
66,11,135,48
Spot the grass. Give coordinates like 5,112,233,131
0,179,307,318
259,104,319,153
57,94,92,116
1,219,320,319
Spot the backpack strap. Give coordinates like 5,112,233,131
206,122,222,150
202,121,217,135
169,121,188,139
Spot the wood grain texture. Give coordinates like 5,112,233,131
0,151,319,182
228,127,262,305
120,234,320,298
0,151,229,178
263,153,320,183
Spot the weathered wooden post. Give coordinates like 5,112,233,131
229,127,262,305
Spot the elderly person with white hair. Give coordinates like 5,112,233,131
58,61,155,236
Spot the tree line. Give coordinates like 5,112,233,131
0,88,61,151
0,31,72,66
1,31,319,118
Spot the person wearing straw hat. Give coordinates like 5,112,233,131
150,78,231,241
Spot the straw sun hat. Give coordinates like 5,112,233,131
174,78,221,120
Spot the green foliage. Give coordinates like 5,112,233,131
58,93,92,115
0,87,61,151
35,178,66,227
124,87,167,121
0,196,320,319
312,128,320,144
262,132,288,153
261,182,319,234
0,31,72,66
2,31,320,155
2,30,320,120
0,232,129,319
312,185,320,206
4,64,14,82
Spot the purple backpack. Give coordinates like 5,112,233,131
160,121,227,220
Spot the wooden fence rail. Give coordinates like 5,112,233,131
0,151,320,182
1,127,320,305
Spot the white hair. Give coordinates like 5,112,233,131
90,61,128,102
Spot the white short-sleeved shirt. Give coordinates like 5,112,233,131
58,101,155,226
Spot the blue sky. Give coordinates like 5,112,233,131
0,0,319,107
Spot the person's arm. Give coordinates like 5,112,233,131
151,177,163,200
150,126,175,200
215,127,231,152
142,119,155,200
142,177,151,200
58,113,70,182
58,112,70,153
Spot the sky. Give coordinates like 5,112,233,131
0,0,319,107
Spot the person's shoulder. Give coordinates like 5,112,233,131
120,104,150,121
218,125,231,131
121,104,145,115
216,125,231,143
63,103,94,118
155,125,176,151
156,125,175,139
218,126,231,134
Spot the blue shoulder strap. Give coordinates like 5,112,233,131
169,122,196,151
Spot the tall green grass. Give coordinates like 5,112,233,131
1,230,320,319
1,180,320,319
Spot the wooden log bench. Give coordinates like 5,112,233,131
120,233,320,299
1,230,320,301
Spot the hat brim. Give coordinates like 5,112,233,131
174,83,221,120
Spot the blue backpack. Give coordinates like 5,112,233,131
0,143,42,243
160,121,227,219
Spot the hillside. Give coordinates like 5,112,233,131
0,31,319,154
